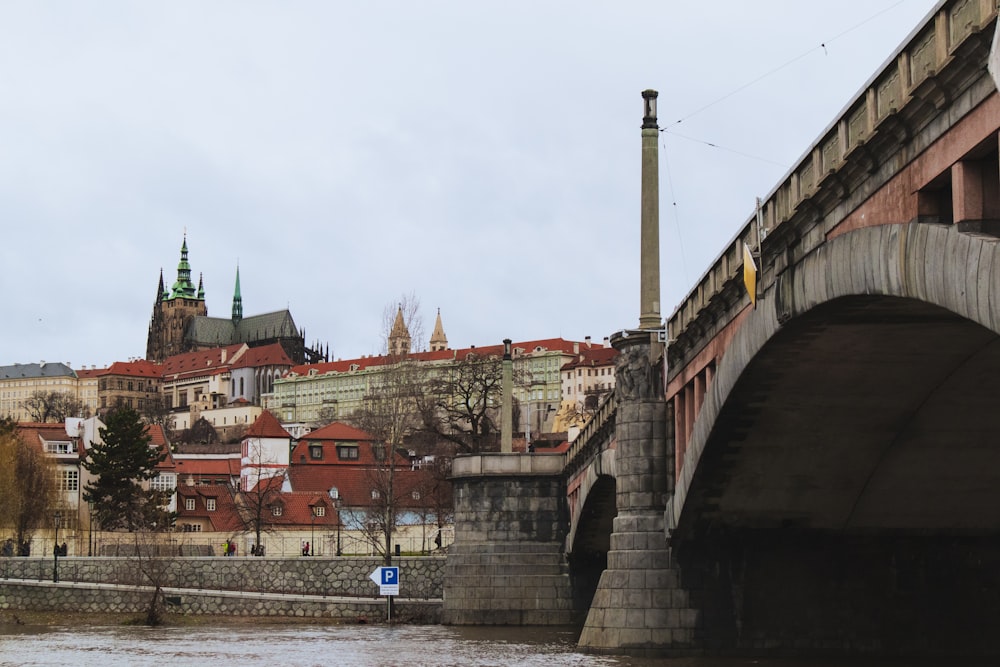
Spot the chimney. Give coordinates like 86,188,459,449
221,348,227,364
639,89,662,330
585,336,592,348
603,336,611,348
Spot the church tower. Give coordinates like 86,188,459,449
146,234,208,362
388,305,411,357
232,266,243,324
429,308,448,351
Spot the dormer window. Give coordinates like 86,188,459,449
337,445,359,460
271,505,283,517
310,445,323,460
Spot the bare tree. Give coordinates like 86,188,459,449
181,417,219,445
421,351,530,454
140,395,175,438
24,390,88,423
231,447,284,556
351,354,428,565
0,418,57,555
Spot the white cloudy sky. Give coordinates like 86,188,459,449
0,0,940,368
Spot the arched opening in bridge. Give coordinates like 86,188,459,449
568,474,615,624
672,295,1000,652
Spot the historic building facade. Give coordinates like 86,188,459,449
265,309,588,436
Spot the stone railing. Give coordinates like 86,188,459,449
666,0,999,376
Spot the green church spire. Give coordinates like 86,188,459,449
170,234,200,300
232,265,243,323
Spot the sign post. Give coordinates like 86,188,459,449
369,566,400,621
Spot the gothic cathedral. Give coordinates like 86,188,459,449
146,236,328,365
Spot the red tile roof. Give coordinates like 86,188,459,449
100,360,164,379
244,410,291,439
228,342,293,369
301,421,374,442
161,344,247,379
284,337,587,376
561,346,619,371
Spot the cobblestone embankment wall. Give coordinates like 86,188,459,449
1,556,443,598
0,580,440,622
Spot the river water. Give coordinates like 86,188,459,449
0,623,994,667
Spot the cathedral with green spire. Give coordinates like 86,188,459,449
145,236,328,364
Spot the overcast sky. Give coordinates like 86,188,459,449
0,0,940,369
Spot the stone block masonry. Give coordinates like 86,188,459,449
442,455,574,625
0,580,440,623
0,556,444,622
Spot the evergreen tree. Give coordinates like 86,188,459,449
83,407,172,531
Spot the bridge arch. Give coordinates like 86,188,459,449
669,222,1000,538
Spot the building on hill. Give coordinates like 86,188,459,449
0,362,79,421
146,236,328,365
96,359,163,416
554,336,618,431
75,367,102,417
265,324,595,437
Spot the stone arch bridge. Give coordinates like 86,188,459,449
444,0,1000,657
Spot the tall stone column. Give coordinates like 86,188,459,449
639,89,661,331
578,90,697,656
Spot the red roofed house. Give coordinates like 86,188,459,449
14,417,177,556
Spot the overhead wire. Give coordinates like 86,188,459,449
658,0,912,290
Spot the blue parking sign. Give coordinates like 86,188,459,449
381,567,398,585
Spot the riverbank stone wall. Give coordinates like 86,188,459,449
0,556,444,599
0,580,440,623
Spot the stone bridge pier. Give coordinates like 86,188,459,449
577,332,698,655
441,453,574,625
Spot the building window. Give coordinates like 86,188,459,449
45,440,75,455
58,469,78,491
310,445,323,460
313,506,326,517
185,498,195,511
412,491,420,500
150,473,175,494
337,445,359,460
206,498,216,512
371,490,380,500
271,505,283,517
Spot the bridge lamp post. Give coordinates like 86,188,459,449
52,511,62,583
336,498,344,556
87,501,94,557
309,502,317,556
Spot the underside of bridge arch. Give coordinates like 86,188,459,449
677,294,1000,538
568,474,615,623
671,294,1000,653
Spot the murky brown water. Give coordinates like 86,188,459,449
0,624,993,667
